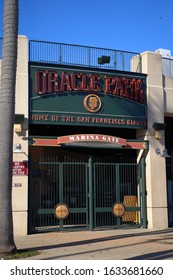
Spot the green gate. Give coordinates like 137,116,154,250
29,154,146,233
93,159,146,229
29,159,88,232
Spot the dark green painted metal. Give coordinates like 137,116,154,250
88,156,93,230
29,154,146,233
116,164,121,226
140,157,147,228
59,164,63,230
125,207,141,211
29,159,88,232
116,164,120,202
93,160,143,229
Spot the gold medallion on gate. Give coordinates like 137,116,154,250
54,203,69,219
112,202,125,217
83,94,102,113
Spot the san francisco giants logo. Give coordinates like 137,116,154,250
54,203,69,219
83,94,102,113
112,202,125,217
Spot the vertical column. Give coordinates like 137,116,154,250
136,51,168,229
59,164,63,230
12,35,29,236
88,156,93,230
140,157,147,228
116,165,120,226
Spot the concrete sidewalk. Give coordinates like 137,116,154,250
14,228,173,260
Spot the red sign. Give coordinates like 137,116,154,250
57,134,127,146
32,134,148,150
33,134,127,147
13,161,28,176
35,71,144,104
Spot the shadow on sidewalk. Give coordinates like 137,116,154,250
126,249,173,260
36,240,173,260
23,228,173,252
15,228,173,260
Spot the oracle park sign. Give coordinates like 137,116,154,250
29,63,147,129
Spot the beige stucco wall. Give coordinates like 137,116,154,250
134,51,172,229
10,36,29,235
0,36,29,235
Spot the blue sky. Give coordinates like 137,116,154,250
0,0,173,54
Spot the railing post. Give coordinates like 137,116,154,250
88,155,93,230
59,163,63,230
114,51,117,69
141,157,147,228
116,164,121,226
58,44,62,63
121,52,125,70
88,47,91,67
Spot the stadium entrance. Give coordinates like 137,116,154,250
29,137,147,233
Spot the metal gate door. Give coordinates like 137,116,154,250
29,155,146,233
93,158,146,229
29,158,88,233
166,164,173,227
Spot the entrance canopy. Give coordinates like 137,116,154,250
32,134,148,150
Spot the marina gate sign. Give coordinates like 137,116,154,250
29,63,147,129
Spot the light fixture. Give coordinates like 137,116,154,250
14,114,24,133
13,143,22,153
14,124,22,133
153,123,166,140
155,148,171,158
15,114,24,123
98,55,110,64
13,143,28,157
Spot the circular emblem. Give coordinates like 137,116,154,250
112,202,125,217
83,94,102,113
54,203,69,219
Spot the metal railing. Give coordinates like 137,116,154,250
0,38,142,72
29,40,141,72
